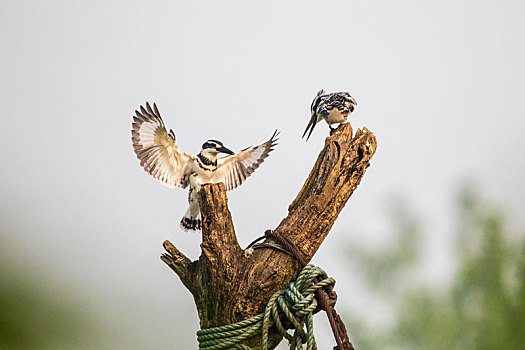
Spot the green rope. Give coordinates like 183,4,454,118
196,264,335,350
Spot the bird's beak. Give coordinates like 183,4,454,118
302,113,318,141
217,146,234,155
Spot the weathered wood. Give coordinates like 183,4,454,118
161,123,377,348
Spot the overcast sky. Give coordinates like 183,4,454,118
1,0,524,348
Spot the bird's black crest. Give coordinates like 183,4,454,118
202,140,224,149
310,90,325,114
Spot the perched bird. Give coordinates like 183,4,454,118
303,90,357,141
131,102,279,231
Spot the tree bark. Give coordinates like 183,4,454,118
161,123,377,348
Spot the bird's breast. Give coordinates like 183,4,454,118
188,163,216,188
324,108,349,125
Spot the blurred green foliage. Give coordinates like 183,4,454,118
0,237,102,350
347,189,525,349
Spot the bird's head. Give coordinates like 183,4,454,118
201,140,234,157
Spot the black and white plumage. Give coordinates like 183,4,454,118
303,90,357,141
131,102,279,231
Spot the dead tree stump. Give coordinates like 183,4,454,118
161,123,377,348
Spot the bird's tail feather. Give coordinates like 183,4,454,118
180,208,201,231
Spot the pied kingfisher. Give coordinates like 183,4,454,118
303,90,357,141
131,102,279,231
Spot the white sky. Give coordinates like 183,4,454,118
1,0,524,348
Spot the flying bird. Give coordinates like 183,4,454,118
303,90,357,141
131,102,279,231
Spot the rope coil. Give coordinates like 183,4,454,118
197,264,335,350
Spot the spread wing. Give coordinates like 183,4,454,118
213,130,279,191
131,102,194,188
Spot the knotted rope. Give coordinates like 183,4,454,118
248,230,354,350
197,264,335,350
